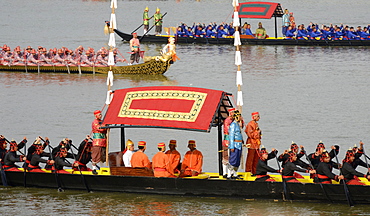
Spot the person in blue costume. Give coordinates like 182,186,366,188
282,9,290,36
347,27,360,40
320,26,332,40
309,28,321,40
176,26,186,37
285,25,296,39
205,25,216,38
194,24,206,37
224,22,235,36
333,27,345,40
185,27,194,37
227,110,244,180
216,25,228,38
358,27,370,40
296,25,308,40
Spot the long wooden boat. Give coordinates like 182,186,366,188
2,86,370,205
115,29,370,46
0,58,173,75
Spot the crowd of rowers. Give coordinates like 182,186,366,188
0,45,126,67
223,109,370,185
282,23,370,40
0,134,203,178
175,22,236,38
0,135,92,174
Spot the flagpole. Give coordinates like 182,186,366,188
105,0,118,166
232,0,245,169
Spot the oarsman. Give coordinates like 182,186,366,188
65,49,78,66
129,32,140,65
12,46,25,66
278,142,311,174
314,150,343,184
130,141,151,169
245,112,261,175
227,110,243,180
152,142,175,177
27,49,40,66
255,147,280,182
216,25,228,38
24,137,48,168
122,139,135,167
180,140,203,177
221,108,235,178
91,110,107,175
153,7,163,35
80,50,94,67
112,49,126,64
351,141,370,169
143,6,151,34
53,147,78,174
1,46,13,66
28,143,54,173
307,141,326,169
165,140,181,173
95,51,108,66
282,151,316,183
38,48,53,66
3,140,27,171
74,135,93,171
341,148,370,185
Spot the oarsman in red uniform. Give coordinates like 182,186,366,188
54,49,67,66
222,108,235,177
282,151,315,183
74,135,92,171
165,140,181,173
255,147,280,182
1,47,13,66
28,143,54,173
27,49,40,66
129,32,140,65
152,142,175,177
342,148,370,185
131,141,151,169
3,140,27,171
95,51,108,66
53,147,78,174
91,110,107,175
245,112,261,174
80,50,94,67
180,140,203,177
314,151,343,184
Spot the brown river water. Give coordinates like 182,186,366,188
1,0,370,214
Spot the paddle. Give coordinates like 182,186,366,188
360,141,370,176
131,15,154,34
333,149,354,207
274,151,288,201
139,12,167,42
302,147,331,202
67,142,90,192
46,142,63,192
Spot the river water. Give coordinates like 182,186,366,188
1,0,370,214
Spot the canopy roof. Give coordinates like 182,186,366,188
237,2,284,19
102,86,233,132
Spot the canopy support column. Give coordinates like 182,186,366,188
274,15,277,38
120,127,125,151
217,110,223,176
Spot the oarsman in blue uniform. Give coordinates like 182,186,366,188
225,22,235,36
285,26,296,39
216,25,228,38
194,25,206,37
309,28,321,40
205,25,216,38
347,27,360,40
296,25,309,40
358,27,370,40
227,110,243,180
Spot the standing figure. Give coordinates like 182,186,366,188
153,7,163,35
143,7,151,34
180,140,203,177
130,141,151,169
165,140,181,173
122,139,135,167
245,112,261,175
91,110,107,175
227,110,243,180
282,9,290,37
129,33,140,65
221,108,235,178
152,142,175,177
289,12,296,29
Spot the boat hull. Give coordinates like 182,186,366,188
115,29,370,46
0,59,172,75
2,170,370,204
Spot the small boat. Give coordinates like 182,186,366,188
0,58,173,75
2,86,370,205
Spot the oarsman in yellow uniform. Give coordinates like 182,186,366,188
153,8,163,35
143,7,151,34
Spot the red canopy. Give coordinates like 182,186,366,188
102,86,232,132
237,2,283,19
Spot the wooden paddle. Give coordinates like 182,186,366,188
67,142,90,192
360,141,370,176
302,147,332,203
131,15,154,34
333,149,354,207
274,151,288,201
139,12,167,41
47,143,63,192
